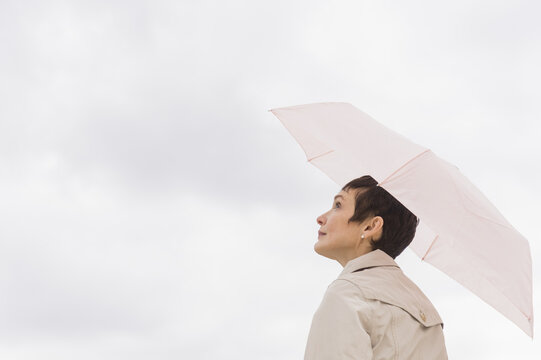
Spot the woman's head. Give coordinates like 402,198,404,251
315,175,419,264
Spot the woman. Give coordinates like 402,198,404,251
304,175,448,359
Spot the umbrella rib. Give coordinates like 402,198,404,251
307,150,335,162
421,235,438,261
378,149,431,186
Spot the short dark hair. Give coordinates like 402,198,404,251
342,175,419,259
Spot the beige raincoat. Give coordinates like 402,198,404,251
304,249,448,359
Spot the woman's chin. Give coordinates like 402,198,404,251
314,240,331,258
315,239,343,261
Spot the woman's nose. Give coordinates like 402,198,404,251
317,213,325,225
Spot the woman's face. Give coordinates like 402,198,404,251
315,189,365,263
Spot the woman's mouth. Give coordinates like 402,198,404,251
318,231,326,237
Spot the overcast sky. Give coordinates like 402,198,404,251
1,0,540,359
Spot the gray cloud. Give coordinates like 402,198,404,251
1,0,540,358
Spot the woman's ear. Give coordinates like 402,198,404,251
364,216,384,233
373,216,383,231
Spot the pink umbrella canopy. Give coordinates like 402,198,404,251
270,102,533,337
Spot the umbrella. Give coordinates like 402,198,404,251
270,102,533,337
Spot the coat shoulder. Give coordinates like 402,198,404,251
338,267,444,328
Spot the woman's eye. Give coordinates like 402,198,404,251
334,202,341,208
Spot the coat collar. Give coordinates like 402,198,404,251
340,249,400,276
